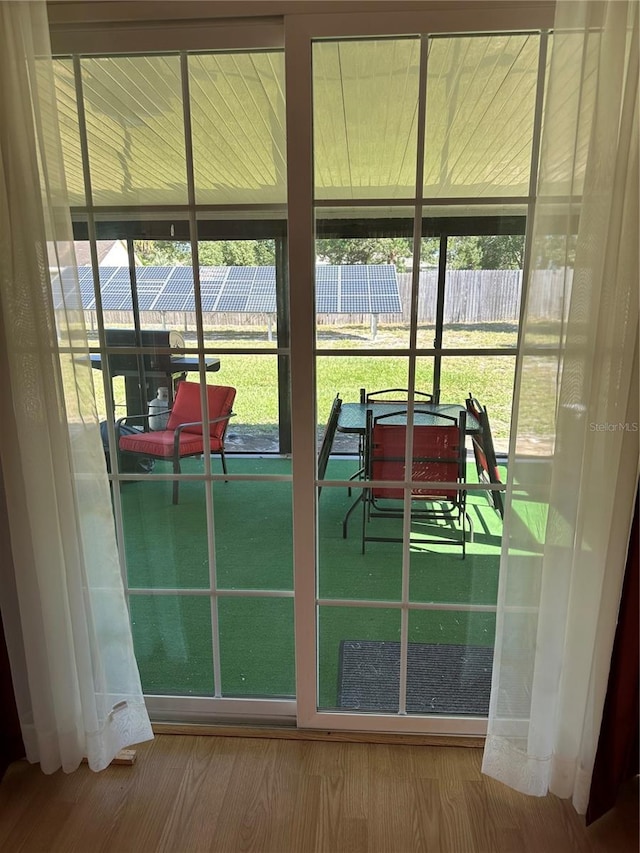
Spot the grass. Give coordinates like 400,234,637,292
92,322,521,451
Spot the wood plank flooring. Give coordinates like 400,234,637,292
0,734,637,852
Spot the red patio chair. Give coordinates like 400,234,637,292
117,381,235,504
362,409,468,557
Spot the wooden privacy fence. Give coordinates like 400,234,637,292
316,268,569,326
397,270,522,325
87,269,571,330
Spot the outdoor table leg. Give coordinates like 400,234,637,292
347,465,364,497
342,490,364,539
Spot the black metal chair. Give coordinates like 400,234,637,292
317,393,342,494
466,393,504,519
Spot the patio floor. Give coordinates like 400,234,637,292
119,455,515,710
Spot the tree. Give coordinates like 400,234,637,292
135,240,190,266
251,240,277,265
447,236,483,270
533,234,576,269
135,239,276,267
447,235,524,270
316,237,414,270
134,234,526,271
206,240,276,266
477,235,524,270
315,235,525,271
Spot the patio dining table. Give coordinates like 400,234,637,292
337,402,480,435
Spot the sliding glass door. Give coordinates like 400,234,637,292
52,3,552,732
287,9,549,733
54,41,297,724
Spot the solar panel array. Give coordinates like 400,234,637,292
52,264,401,314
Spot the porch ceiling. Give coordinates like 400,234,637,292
51,28,582,211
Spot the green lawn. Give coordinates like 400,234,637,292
91,322,530,451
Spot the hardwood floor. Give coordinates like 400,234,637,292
0,735,637,852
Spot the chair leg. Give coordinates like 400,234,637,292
172,458,181,505
461,505,470,560
361,490,368,555
220,449,229,482
465,511,474,542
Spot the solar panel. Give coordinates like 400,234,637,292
315,283,338,313
341,294,369,313
50,267,92,309
154,293,189,311
190,279,218,312
200,295,221,312
101,290,132,310
77,267,94,285
340,266,365,282
316,265,338,282
99,282,129,294
226,268,245,281
136,266,169,282
137,293,159,310
367,266,402,314
158,280,191,294
55,263,401,316
246,281,277,312
216,283,248,312
105,273,130,286
167,267,194,282
78,272,97,308
311,264,400,314
200,267,227,283
97,267,119,285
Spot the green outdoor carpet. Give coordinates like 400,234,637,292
119,456,515,708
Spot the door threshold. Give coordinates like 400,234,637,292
152,722,484,748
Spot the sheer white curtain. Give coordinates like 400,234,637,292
483,0,639,813
0,2,152,773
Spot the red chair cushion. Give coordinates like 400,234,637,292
119,430,224,458
166,383,235,439
372,424,460,500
